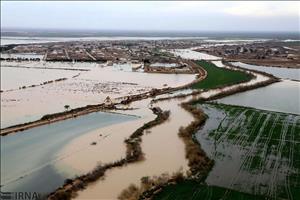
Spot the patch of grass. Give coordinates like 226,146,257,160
191,60,252,89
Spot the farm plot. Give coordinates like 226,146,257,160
191,60,252,89
153,180,264,200
198,103,300,199
154,103,300,200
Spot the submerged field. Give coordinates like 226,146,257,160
1,61,195,128
154,103,300,200
191,60,252,89
153,180,264,200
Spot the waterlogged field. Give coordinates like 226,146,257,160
154,103,300,200
170,49,221,60
1,61,195,128
0,65,79,91
198,103,300,199
191,60,252,89
153,180,263,200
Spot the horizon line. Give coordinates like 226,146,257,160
1,27,299,34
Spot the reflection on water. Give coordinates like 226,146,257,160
0,111,137,196
216,80,300,115
231,62,300,81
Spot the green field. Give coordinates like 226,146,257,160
154,103,300,200
153,180,264,200
191,60,252,89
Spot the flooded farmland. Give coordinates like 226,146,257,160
1,65,78,91
1,27,299,200
170,49,221,60
0,61,195,128
195,103,300,199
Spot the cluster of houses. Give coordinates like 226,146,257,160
201,44,298,60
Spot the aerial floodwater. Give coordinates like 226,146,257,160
1,26,299,200
0,61,195,128
217,62,300,114
0,111,137,196
217,80,300,115
170,49,221,60
0,66,78,91
231,62,300,81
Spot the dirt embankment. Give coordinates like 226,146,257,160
2,77,69,93
225,58,300,69
47,107,170,200
0,103,108,136
2,64,90,71
178,103,214,177
118,101,214,200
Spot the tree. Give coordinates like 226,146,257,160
64,105,70,111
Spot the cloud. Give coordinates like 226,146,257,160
223,1,299,17
1,1,299,32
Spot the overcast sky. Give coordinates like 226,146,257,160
1,1,299,32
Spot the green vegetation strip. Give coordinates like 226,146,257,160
153,180,265,200
191,60,252,89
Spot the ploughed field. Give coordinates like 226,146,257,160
191,60,252,89
154,103,300,200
